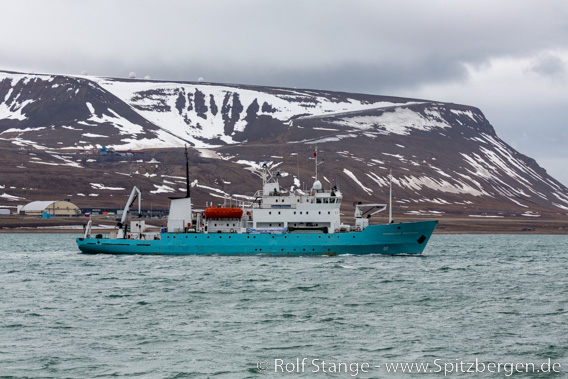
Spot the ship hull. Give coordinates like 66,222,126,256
76,220,437,256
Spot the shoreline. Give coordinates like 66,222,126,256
1,215,567,235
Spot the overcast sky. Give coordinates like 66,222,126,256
1,0,567,185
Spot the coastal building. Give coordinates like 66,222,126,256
20,200,81,216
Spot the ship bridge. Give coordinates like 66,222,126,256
248,161,342,232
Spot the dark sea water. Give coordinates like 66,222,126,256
0,233,567,378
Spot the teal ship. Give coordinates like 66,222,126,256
77,150,437,256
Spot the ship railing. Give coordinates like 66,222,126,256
218,196,255,208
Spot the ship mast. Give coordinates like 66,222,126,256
185,145,190,198
389,169,393,224
314,146,324,182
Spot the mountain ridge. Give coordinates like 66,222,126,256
1,69,567,222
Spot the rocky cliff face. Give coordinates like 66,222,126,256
1,70,567,220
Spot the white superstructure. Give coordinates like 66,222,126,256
245,162,343,232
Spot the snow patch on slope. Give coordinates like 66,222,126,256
343,169,372,195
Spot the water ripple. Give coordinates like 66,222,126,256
0,234,567,377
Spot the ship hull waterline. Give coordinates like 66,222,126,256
76,221,437,256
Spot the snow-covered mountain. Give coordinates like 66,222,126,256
1,69,567,220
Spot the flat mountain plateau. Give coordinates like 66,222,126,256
1,70,567,233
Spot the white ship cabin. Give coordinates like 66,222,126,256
250,177,342,233
203,163,343,234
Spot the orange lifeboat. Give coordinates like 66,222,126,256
204,207,243,219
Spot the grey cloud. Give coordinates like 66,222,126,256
1,0,567,91
529,53,567,79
